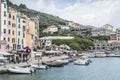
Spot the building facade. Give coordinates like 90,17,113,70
0,1,39,51
16,12,24,50
0,0,7,41
116,28,120,42
109,33,117,43
0,0,1,38
7,7,17,50
30,16,40,48
43,25,58,33
103,24,113,31
60,25,70,31
25,18,35,49
92,27,113,37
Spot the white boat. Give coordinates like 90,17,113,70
62,59,69,64
8,67,34,74
80,56,92,63
74,59,89,65
30,64,48,69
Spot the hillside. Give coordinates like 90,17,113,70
7,0,70,37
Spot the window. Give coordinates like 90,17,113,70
4,20,6,25
17,45,21,49
8,21,11,25
3,38,6,41
18,18,20,23
12,38,15,43
12,23,15,27
13,15,15,20
13,44,16,50
4,29,6,33
23,20,25,23
18,24,20,28
12,30,14,35
4,3,6,8
4,11,6,17
8,38,10,42
8,30,10,34
18,31,20,36
22,39,24,44
9,14,11,18
23,26,26,31
23,33,25,38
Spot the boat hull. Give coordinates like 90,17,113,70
8,67,33,74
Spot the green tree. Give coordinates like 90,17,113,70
19,4,27,9
69,43,82,51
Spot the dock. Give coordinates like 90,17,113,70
0,55,69,73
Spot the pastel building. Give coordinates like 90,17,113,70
21,14,28,48
108,28,120,43
25,18,35,49
20,14,36,49
30,16,40,47
0,0,1,35
43,25,58,33
109,33,117,43
92,27,113,37
103,24,113,31
0,0,7,41
16,12,23,50
7,7,17,50
116,28,120,42
60,25,70,31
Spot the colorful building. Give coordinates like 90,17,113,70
0,0,7,41
109,33,117,42
16,12,24,50
43,25,58,33
21,13,28,49
7,7,17,50
0,0,1,36
0,2,39,51
30,16,40,48
116,28,120,42
26,18,35,49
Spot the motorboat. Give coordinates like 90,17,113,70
74,59,89,65
55,59,67,65
8,66,35,74
43,61,64,67
80,56,92,63
30,64,48,69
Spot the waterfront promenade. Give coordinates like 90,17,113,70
0,55,69,73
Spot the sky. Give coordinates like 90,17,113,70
10,0,120,29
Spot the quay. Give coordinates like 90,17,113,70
0,55,69,73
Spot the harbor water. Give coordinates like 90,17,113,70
0,57,120,80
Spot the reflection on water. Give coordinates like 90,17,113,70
0,58,120,80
